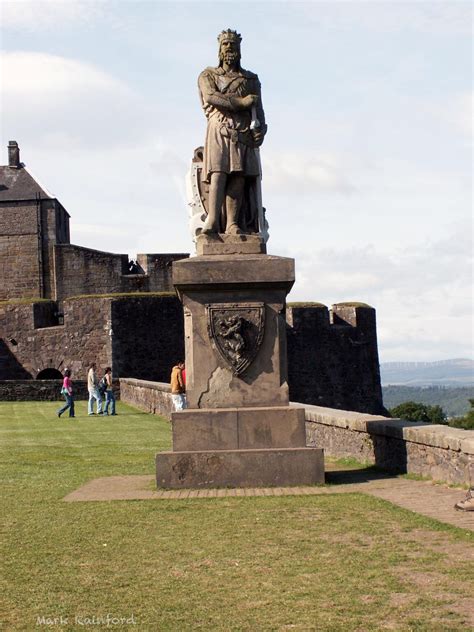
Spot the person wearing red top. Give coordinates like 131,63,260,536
57,368,75,418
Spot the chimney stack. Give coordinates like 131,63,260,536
8,141,20,168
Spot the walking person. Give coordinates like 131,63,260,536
87,362,103,416
102,367,117,416
170,361,186,411
454,462,474,511
57,369,75,419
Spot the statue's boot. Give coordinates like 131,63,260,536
226,222,243,235
225,204,243,234
201,217,220,234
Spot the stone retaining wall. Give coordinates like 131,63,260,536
119,378,173,418
301,404,473,486
119,378,474,486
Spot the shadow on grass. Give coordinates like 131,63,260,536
325,466,396,486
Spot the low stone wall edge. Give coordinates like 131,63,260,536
2,378,471,485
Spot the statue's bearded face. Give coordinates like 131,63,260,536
219,38,240,66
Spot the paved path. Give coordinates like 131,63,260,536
63,468,473,531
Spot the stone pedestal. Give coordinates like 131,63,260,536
156,235,324,488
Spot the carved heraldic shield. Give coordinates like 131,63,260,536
207,303,265,375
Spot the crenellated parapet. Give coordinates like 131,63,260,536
286,302,386,415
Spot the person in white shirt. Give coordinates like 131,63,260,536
87,362,103,415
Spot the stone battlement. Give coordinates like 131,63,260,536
286,303,385,415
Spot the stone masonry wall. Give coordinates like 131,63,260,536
54,245,130,301
286,303,385,415
137,254,189,292
0,199,70,301
0,299,112,379
120,378,172,417
54,247,188,301
110,294,185,383
302,403,474,486
1,298,383,414
0,294,184,382
119,378,474,486
0,201,41,300
40,200,68,300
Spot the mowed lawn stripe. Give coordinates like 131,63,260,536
0,401,473,631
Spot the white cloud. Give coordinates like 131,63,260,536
2,50,128,97
0,49,193,256
263,150,356,195
0,0,105,31
433,91,473,139
1,51,152,148
298,2,472,36
288,222,473,362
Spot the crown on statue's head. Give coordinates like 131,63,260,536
218,29,242,45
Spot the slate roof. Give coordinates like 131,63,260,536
0,164,54,202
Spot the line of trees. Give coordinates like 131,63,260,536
389,399,474,430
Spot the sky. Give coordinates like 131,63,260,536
1,0,472,363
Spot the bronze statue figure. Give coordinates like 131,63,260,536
198,29,267,235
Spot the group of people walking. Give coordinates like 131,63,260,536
58,359,188,418
57,362,116,418
87,363,116,416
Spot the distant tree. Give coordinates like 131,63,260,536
427,405,448,423
448,398,474,430
389,401,447,424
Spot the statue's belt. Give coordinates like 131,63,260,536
219,124,255,147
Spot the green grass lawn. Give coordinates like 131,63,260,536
1,401,473,631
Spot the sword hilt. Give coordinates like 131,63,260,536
250,105,260,131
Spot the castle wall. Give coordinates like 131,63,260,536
137,254,189,292
54,245,130,300
0,199,71,301
110,295,184,383
1,296,383,414
0,294,184,382
0,201,41,299
286,303,385,415
53,246,188,301
40,200,70,300
0,298,112,379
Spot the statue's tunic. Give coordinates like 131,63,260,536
198,66,266,182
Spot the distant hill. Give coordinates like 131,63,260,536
380,358,474,387
382,385,474,418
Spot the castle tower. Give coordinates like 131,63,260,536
0,141,70,300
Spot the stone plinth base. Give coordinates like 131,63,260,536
172,406,306,451
164,251,326,489
196,233,266,256
156,447,325,489
172,254,295,409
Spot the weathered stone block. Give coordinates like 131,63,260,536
173,254,294,290
173,409,239,451
156,447,325,488
196,233,266,256
237,406,306,448
173,255,295,410
172,406,306,451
